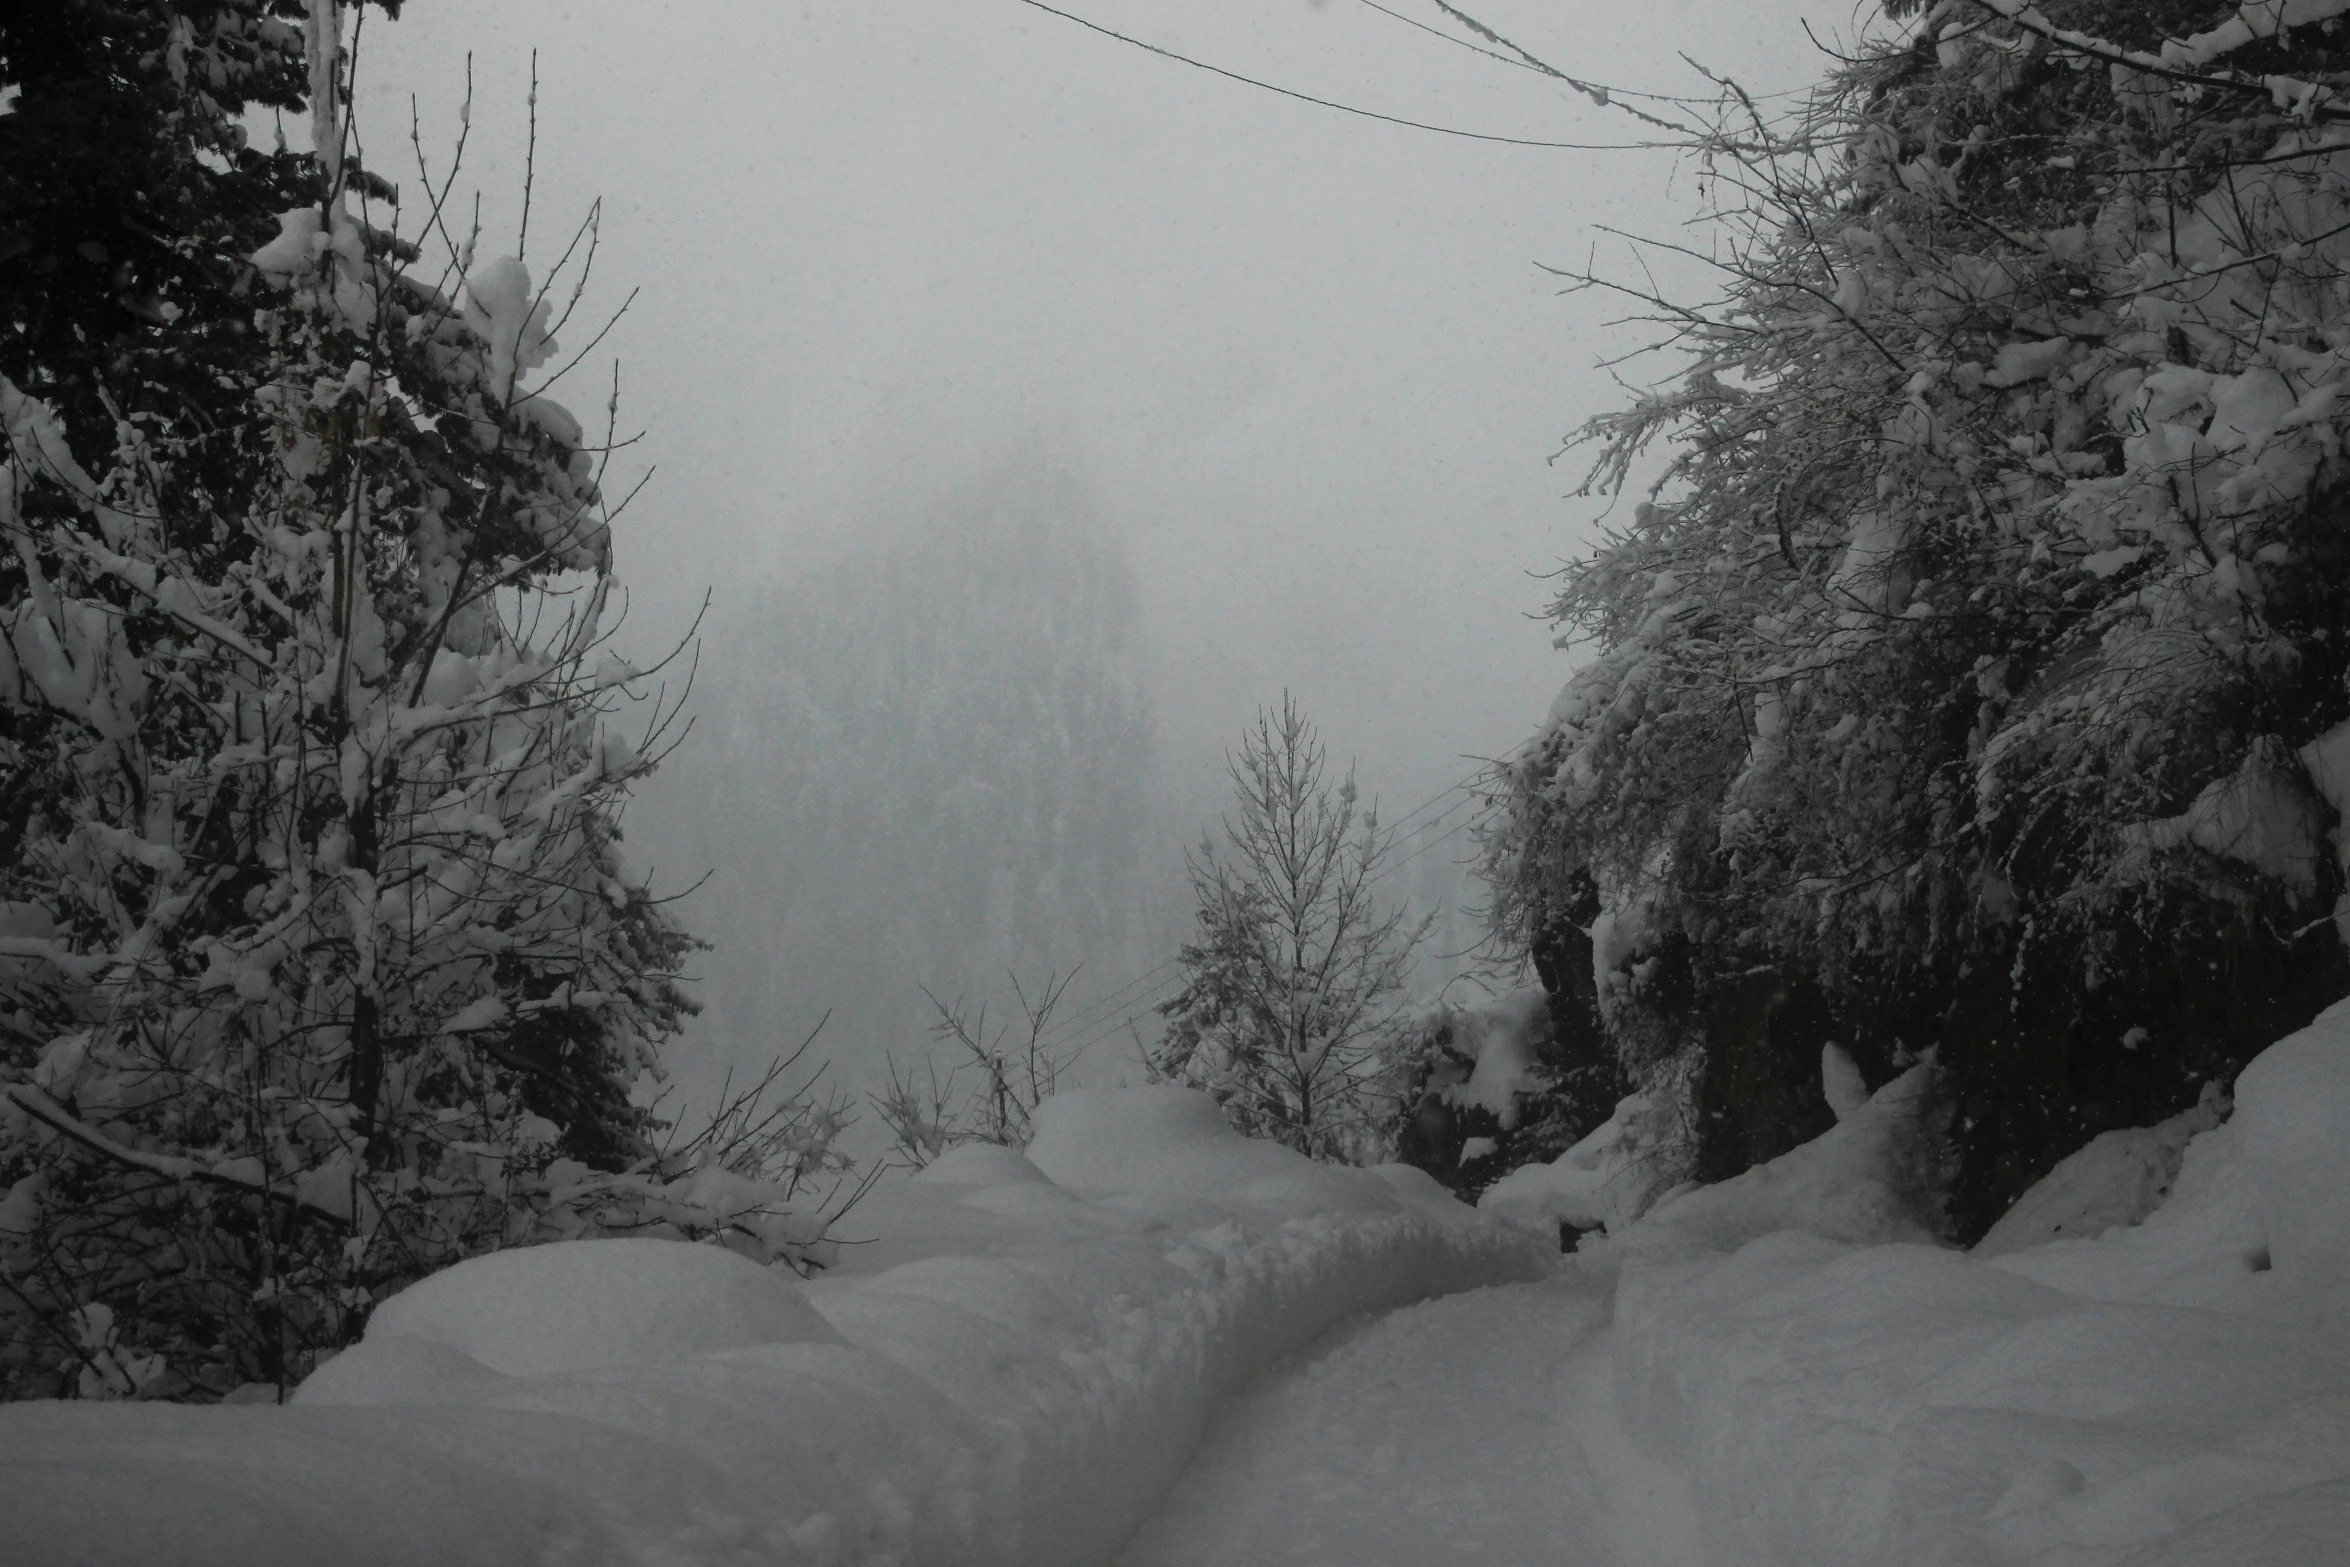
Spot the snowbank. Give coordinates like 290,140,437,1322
1591,999,2350,1566
1478,1080,1689,1233
0,1086,1544,1567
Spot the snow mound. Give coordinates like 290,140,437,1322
1478,1081,1688,1233
1595,996,2350,1566
908,1140,1053,1187
299,1236,841,1390
1480,1049,1941,1248
1026,1083,1399,1216
2233,996,2350,1296
1637,1060,1943,1252
1975,1086,2226,1259
0,1086,1545,1566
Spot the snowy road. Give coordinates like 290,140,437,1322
1118,1274,1707,1567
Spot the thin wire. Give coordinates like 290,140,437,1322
1401,0,1815,108
1033,958,1182,1049
1378,777,1472,836
1354,0,1544,74
1005,0,1657,151
1383,793,1479,868
1384,811,1478,880
1053,973,1187,1062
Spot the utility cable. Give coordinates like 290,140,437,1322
1005,0,1660,150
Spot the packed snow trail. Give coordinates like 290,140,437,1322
1119,1276,1705,1567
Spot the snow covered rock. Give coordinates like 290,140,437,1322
1481,1048,1943,1250
1027,1083,1404,1216
1635,1060,1943,1252
2232,995,2350,1301
1477,1081,1690,1234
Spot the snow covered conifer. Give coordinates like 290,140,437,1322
0,0,734,1401
1155,695,1430,1162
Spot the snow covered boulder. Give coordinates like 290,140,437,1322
2231,994,2350,1301
1025,1083,1402,1217
1636,1057,1944,1252
1987,996,2350,1321
1974,1087,2227,1259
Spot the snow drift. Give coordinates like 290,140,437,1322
1575,998,2350,1566
0,1084,1545,1567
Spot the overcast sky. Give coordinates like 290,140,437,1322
353,0,1861,1096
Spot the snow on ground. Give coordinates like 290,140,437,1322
11,1004,2350,1566
0,1085,1546,1567
1549,998,2350,1567
1117,1278,1705,1567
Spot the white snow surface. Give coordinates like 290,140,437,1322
1117,1276,1693,1567
1118,996,2350,1567
14,1003,2350,1566
1580,997,2350,1567
0,1085,1544,1567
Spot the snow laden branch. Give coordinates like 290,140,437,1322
1480,0,2350,1237
0,0,780,1404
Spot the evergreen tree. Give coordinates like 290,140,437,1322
0,0,772,1404
1480,0,2350,1236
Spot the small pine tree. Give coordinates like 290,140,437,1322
1153,696,1429,1162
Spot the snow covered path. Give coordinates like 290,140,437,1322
1120,1275,1704,1567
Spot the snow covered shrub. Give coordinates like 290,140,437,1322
0,1,750,1400
1155,695,1430,1162
1481,0,2350,1236
1386,985,1626,1198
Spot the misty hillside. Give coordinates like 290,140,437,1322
638,462,1165,1116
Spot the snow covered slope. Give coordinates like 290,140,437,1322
0,1086,1546,1567
1580,999,2350,1566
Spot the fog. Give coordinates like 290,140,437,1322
352,0,1843,1118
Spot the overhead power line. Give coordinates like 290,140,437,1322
1034,957,1181,1050
1353,0,1545,75
1385,810,1479,880
1052,977,1186,1064
1005,0,1656,150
